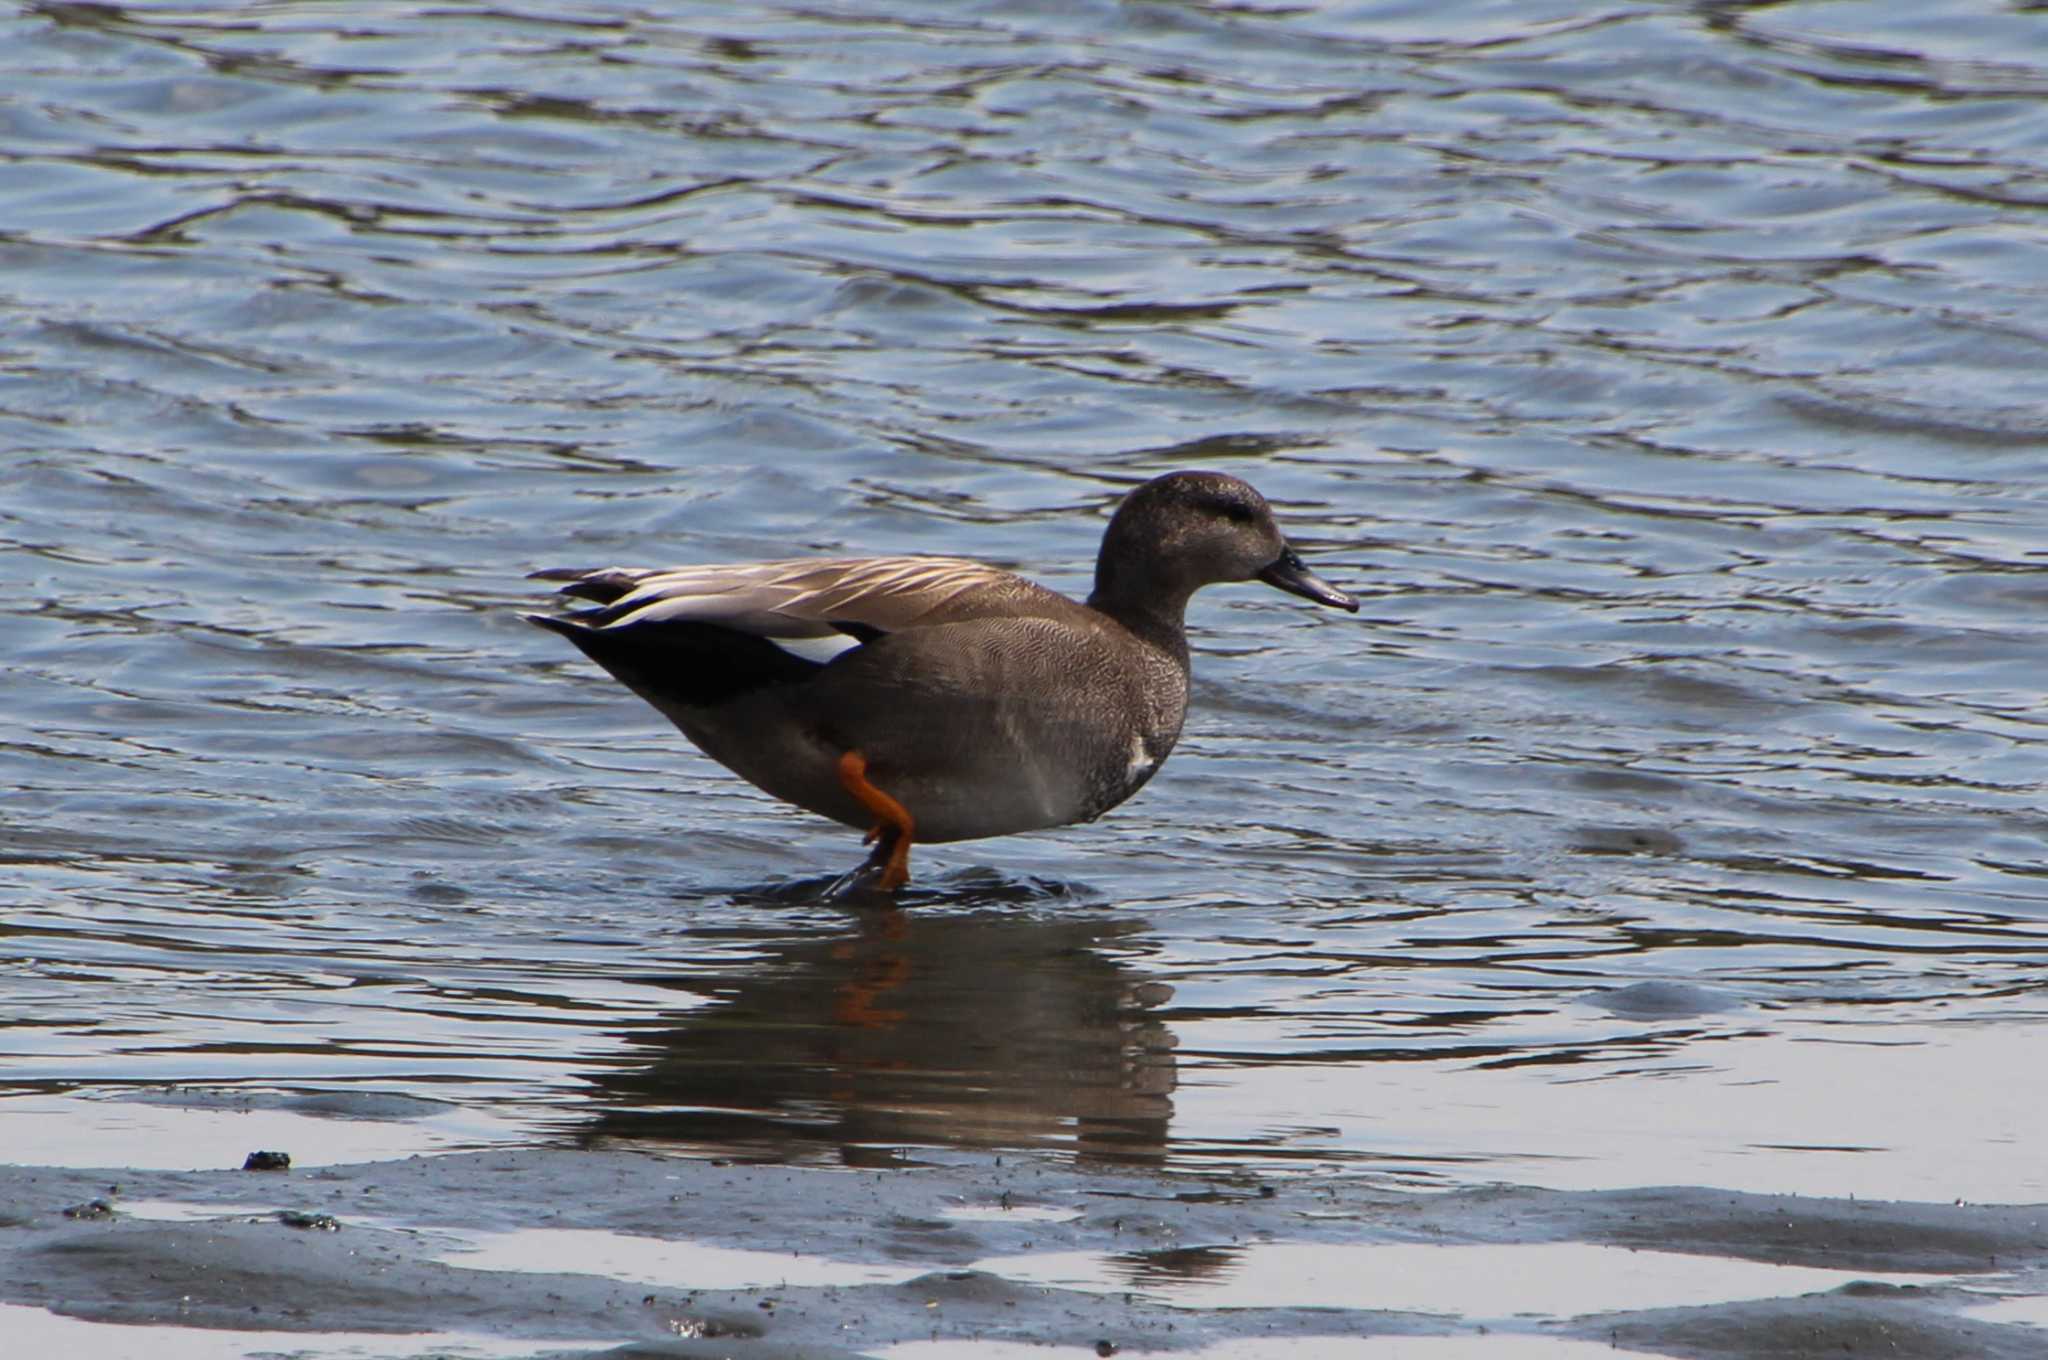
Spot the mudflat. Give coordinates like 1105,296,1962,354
4,1148,2043,1358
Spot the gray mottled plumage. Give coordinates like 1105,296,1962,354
526,471,1356,884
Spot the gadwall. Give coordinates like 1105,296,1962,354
527,471,1356,891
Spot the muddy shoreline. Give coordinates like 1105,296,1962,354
3,1147,2043,1358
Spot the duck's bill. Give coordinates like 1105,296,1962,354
1258,547,1358,612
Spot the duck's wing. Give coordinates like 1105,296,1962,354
527,556,1077,643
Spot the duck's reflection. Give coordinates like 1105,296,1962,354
579,901,1177,1167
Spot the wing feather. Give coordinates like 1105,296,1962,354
531,556,1077,639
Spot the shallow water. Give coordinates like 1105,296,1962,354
968,1241,1948,1317
0,1303,579,1360
4,0,2047,1223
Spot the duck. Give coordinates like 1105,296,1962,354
526,470,1356,892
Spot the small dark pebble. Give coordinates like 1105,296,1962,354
278,1210,340,1231
243,1150,292,1171
62,1199,115,1220
1096,1341,1118,1357
1258,1185,1276,1198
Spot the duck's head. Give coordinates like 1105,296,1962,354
1093,471,1358,618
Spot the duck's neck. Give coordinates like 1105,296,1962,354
1087,579,1194,668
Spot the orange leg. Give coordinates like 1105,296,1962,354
836,750,914,891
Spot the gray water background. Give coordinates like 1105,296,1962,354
3,0,2046,1200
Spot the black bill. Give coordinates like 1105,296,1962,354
1258,546,1358,612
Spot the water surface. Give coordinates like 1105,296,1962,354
3,0,2046,1208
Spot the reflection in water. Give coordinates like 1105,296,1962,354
1115,1244,1244,1288
579,900,1176,1167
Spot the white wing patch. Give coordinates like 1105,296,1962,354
1126,732,1156,780
767,632,863,665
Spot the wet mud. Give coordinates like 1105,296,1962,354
2,1149,2042,1358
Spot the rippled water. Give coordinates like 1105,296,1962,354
5,0,2047,1203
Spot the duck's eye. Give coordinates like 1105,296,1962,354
1193,492,1255,523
